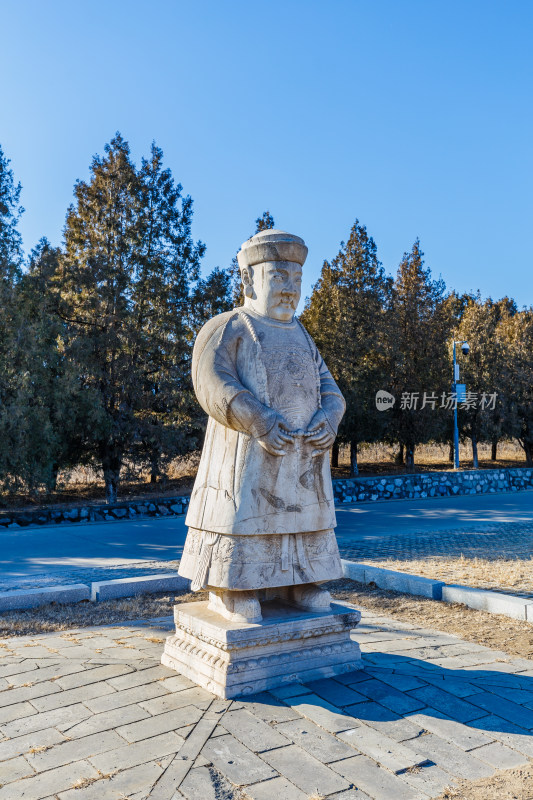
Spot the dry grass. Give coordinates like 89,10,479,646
0,589,207,638
434,763,533,799
331,439,527,478
366,555,533,595
70,771,116,789
329,579,533,660
0,452,200,510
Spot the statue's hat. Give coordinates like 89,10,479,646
237,229,308,270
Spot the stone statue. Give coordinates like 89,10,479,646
178,229,345,624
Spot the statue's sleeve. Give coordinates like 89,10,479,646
192,313,278,438
318,355,346,435
298,321,346,434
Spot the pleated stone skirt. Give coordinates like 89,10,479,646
178,527,343,591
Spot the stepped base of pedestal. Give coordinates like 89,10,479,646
161,599,362,699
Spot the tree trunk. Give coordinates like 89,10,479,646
101,447,122,504
471,434,479,469
396,443,404,464
49,463,59,492
350,441,359,477
448,443,454,462
405,444,415,470
522,440,533,467
331,440,339,469
491,439,498,461
150,449,161,484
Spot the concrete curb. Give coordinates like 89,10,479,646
0,584,90,611
341,559,533,623
442,584,533,621
341,560,445,599
91,573,189,602
0,574,190,611
1,562,531,623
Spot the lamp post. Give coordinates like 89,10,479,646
452,339,469,470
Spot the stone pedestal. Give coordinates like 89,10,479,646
161,600,362,699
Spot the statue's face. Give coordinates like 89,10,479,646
244,260,302,322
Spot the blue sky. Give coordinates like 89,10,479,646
2,0,532,307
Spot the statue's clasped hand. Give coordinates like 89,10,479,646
258,410,335,458
304,409,335,457
257,414,294,457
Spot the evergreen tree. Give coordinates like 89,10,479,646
454,295,508,467
0,145,24,491
190,266,232,331
132,143,206,484
301,220,392,475
0,144,23,387
0,240,104,494
498,307,533,465
57,134,205,501
388,240,451,469
255,210,275,232
0,144,23,283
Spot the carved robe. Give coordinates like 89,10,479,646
179,307,345,590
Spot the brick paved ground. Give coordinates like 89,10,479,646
1,610,533,799
336,520,533,562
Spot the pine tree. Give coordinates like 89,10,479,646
190,267,232,332
131,143,205,485
388,240,451,469
301,220,392,475
57,134,205,502
255,211,275,232
0,144,23,387
454,295,508,467
498,307,533,465
0,145,24,491
1,240,104,493
0,144,23,283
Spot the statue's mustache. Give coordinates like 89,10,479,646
277,293,297,307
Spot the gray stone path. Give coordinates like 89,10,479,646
336,519,533,562
1,610,533,799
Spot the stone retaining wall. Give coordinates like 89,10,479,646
0,495,190,529
1,467,532,528
333,467,533,504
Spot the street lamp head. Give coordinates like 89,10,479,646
461,342,470,356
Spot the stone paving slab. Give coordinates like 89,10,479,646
1,611,533,799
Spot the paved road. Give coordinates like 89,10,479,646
1,491,532,591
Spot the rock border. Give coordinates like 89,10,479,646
333,466,533,504
2,467,532,530
0,495,190,529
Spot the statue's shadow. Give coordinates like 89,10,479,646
251,652,533,742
